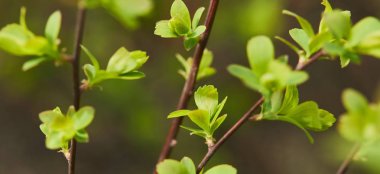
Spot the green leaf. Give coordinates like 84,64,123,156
44,11,61,44
83,64,97,82
348,17,380,47
319,0,333,33
180,157,196,174
309,31,332,55
20,7,28,30
118,71,146,80
286,71,309,86
170,0,191,34
184,37,198,51
194,85,219,115
75,129,89,143
188,110,210,131
155,20,178,38
106,47,149,74
316,109,336,132
324,10,352,39
157,159,188,174
168,110,191,118
247,36,274,75
39,109,63,123
192,7,205,30
283,10,315,37
289,28,310,56
188,25,206,38
210,114,227,134
72,106,95,130
204,164,237,174
342,89,369,114
277,86,299,114
180,125,207,137
46,131,67,150
81,45,100,69
197,49,216,80
212,97,227,123
22,57,47,71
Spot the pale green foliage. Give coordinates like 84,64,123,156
263,86,336,143
168,85,227,143
82,0,153,29
157,156,237,174
81,46,148,89
0,7,62,71
279,0,380,67
177,49,216,80
339,89,380,160
39,106,95,150
154,0,206,50
339,89,380,142
228,35,309,98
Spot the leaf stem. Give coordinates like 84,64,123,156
196,50,326,173
336,143,361,174
155,0,220,171
68,6,86,174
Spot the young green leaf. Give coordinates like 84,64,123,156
194,85,218,115
289,28,310,56
157,159,188,174
283,10,315,37
204,164,237,174
227,64,263,93
176,49,216,80
39,106,95,150
342,88,369,114
324,10,352,39
181,157,196,174
22,57,47,71
155,20,178,38
192,7,205,31
247,36,274,75
44,11,61,45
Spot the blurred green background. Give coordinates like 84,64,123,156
1,0,380,173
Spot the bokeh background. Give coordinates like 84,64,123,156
1,0,380,173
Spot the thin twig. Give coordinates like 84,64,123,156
156,0,221,168
68,6,87,174
196,50,326,173
336,143,361,174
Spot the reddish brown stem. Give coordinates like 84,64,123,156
68,6,86,174
155,0,221,168
336,143,361,174
196,50,326,173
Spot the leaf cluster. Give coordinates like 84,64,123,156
339,89,380,143
228,36,309,98
157,156,237,174
177,49,216,80
168,85,227,145
39,106,95,150
155,0,206,50
278,0,380,67
263,86,336,143
0,8,62,71
81,46,149,89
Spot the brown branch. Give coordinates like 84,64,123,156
196,50,326,173
336,143,361,174
68,6,86,174
155,0,221,168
